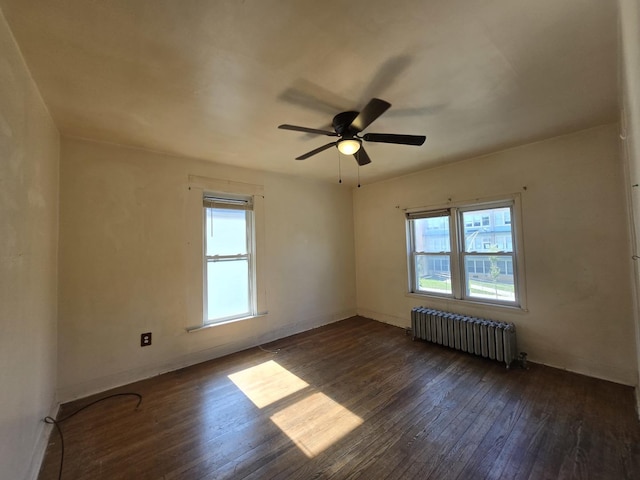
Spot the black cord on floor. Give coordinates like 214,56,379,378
43,392,143,480
259,344,280,354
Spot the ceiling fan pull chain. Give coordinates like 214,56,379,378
357,158,361,188
337,150,342,184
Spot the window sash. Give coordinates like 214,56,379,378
460,252,517,303
410,213,451,254
412,252,453,296
408,212,455,298
206,253,250,261
458,204,514,255
203,196,256,325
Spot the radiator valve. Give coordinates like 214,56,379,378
518,352,529,369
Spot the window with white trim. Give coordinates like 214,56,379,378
203,194,256,324
407,199,522,307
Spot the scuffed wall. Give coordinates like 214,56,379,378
0,7,59,480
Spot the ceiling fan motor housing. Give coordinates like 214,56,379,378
332,111,359,136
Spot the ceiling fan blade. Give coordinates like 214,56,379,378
359,56,412,105
363,133,426,146
278,124,338,136
354,146,372,166
295,142,338,160
350,98,391,132
279,80,350,114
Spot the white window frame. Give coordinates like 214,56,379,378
203,194,256,325
407,209,454,297
406,196,526,309
185,175,267,332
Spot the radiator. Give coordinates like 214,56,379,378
411,307,518,368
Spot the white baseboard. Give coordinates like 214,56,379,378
359,307,640,387
256,308,357,346
57,339,266,403
27,398,59,480
357,308,408,329
57,310,357,404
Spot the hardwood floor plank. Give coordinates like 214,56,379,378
525,370,586,480
420,368,522,480
38,317,640,480
346,358,492,480
450,365,537,479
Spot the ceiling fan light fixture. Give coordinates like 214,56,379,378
337,139,361,155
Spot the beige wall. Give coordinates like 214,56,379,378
0,8,59,480
57,137,357,401
619,0,640,409
354,124,637,385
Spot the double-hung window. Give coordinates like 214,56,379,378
407,199,523,307
203,194,255,324
407,210,453,296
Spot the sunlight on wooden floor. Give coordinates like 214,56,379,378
228,360,309,408
270,391,363,458
228,360,363,457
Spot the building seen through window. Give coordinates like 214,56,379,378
408,202,520,305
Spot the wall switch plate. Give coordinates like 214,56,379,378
141,332,152,347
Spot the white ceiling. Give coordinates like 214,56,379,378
1,0,619,185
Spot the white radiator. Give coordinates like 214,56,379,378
411,307,518,368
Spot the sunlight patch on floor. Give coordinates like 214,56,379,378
270,391,364,458
228,360,309,408
229,359,363,458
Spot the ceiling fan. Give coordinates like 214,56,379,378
278,98,426,166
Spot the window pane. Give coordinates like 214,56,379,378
464,255,515,302
415,254,452,295
205,208,248,256
412,216,450,253
462,207,513,253
207,259,249,321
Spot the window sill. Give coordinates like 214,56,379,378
186,312,269,332
405,292,528,313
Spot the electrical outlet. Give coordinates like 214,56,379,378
141,332,152,347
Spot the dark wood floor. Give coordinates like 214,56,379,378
39,316,640,480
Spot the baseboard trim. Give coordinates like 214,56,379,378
359,307,638,386
57,310,356,404
357,308,408,329
27,398,59,480
256,309,357,346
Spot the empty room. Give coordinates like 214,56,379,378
2,1,640,479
